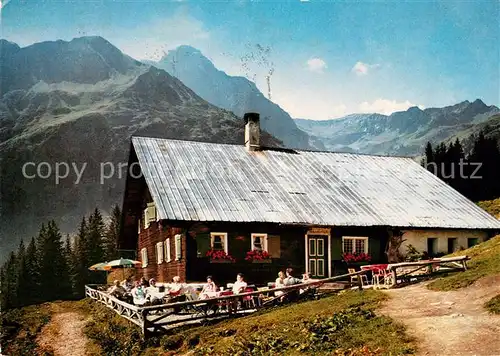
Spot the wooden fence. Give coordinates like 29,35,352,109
387,255,470,286
85,269,369,338
85,257,472,337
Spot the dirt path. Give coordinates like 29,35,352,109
379,275,500,356
37,310,90,356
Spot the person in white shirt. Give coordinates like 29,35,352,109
274,271,286,298
131,281,148,305
232,273,247,294
145,278,164,304
229,273,248,313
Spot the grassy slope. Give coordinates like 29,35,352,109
1,303,53,355
478,198,500,219
3,291,416,356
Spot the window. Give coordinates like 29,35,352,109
427,238,437,256
448,238,458,254
156,242,164,264
164,238,171,262
141,248,148,268
210,232,228,253
251,233,268,251
175,234,182,260
342,236,368,254
467,238,479,248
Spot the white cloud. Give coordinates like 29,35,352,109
352,61,380,76
358,99,425,115
306,58,327,73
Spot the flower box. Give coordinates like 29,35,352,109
245,250,271,263
342,252,371,264
252,259,272,263
205,249,236,263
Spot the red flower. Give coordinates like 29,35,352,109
342,252,371,263
206,249,235,262
245,250,271,262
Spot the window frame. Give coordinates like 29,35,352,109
210,232,228,254
250,233,268,252
342,236,369,254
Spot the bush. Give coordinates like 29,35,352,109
405,244,424,262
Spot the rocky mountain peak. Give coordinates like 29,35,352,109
0,36,143,94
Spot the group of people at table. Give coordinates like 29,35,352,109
106,268,316,307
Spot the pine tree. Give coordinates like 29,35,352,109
87,208,106,285
74,217,89,297
103,205,122,261
37,221,72,301
2,252,18,309
64,235,77,298
423,141,434,169
0,265,6,310
23,237,40,305
15,239,26,307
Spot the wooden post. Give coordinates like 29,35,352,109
141,309,151,339
357,275,363,291
391,269,397,287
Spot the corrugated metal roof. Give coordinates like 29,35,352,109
132,137,500,229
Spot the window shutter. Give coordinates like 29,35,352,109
368,237,379,260
165,238,171,262
147,202,156,222
156,242,164,264
331,237,343,260
267,235,281,258
175,234,182,260
141,248,148,268
196,234,210,257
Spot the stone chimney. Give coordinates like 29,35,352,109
244,112,260,151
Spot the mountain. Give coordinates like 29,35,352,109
147,45,321,150
445,113,500,155
0,37,281,263
295,100,499,156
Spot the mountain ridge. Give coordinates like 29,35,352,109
295,99,499,156
0,36,282,263
147,45,321,150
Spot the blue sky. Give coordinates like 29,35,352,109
1,0,498,120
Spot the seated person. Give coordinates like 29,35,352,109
232,273,247,294
300,273,315,294
229,273,248,313
284,268,301,285
168,276,185,295
108,280,126,299
274,271,286,299
145,278,164,304
121,277,133,292
131,281,148,305
140,277,149,287
200,275,218,300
